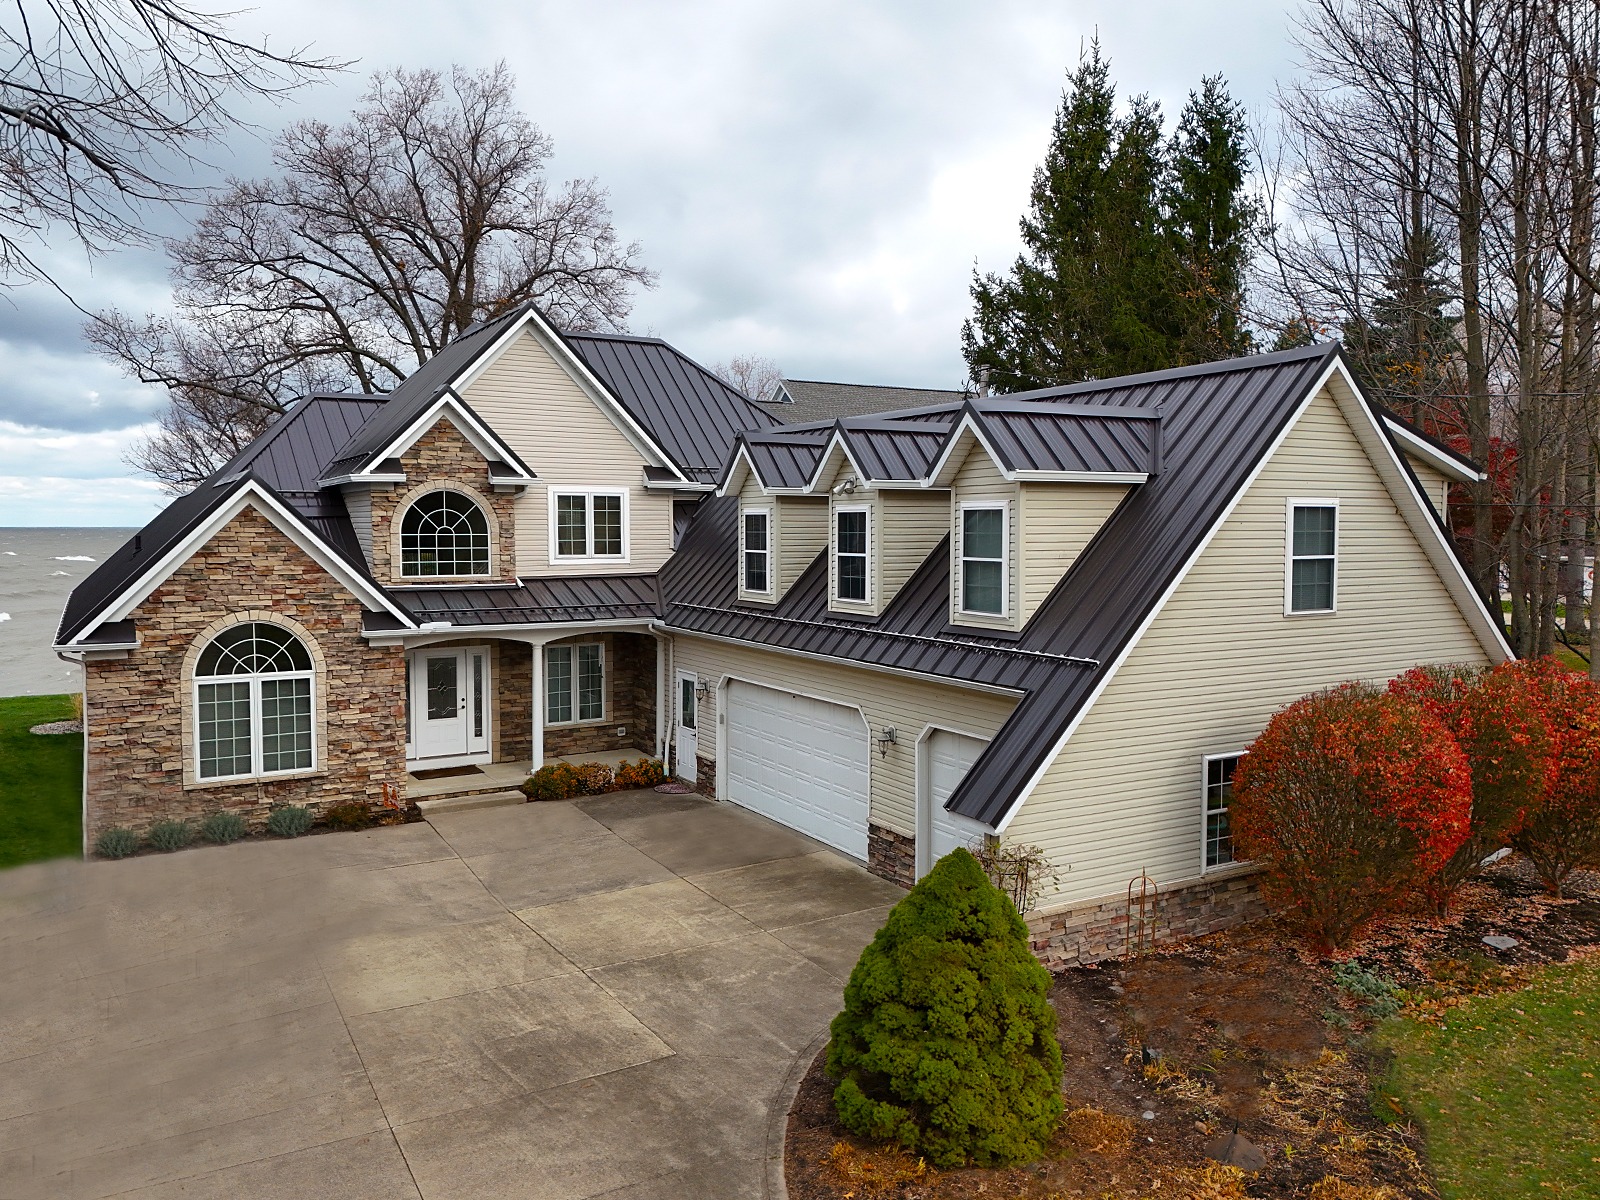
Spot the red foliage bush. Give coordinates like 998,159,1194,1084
1504,657,1600,898
1386,662,1552,908
1231,682,1471,950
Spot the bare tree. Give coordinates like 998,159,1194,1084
711,354,782,401
92,63,656,489
1,0,337,286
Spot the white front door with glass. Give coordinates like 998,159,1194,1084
675,671,698,783
407,647,490,763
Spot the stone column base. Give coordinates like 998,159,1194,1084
867,823,915,889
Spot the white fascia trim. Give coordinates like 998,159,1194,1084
805,433,871,494
1011,470,1150,484
319,473,408,488
654,622,1027,697
51,641,139,654
330,394,536,485
452,309,687,481
75,483,414,645
926,414,1013,486
1331,360,1512,660
717,444,758,498
1381,415,1486,483
644,477,716,492
990,355,1345,833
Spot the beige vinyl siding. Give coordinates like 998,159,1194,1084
1018,483,1129,623
779,498,828,595
670,633,1018,837
829,490,880,617
460,327,674,574
1005,383,1494,907
343,486,374,562
949,447,1021,631
1403,454,1452,516
878,490,949,610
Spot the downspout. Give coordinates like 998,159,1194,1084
56,651,88,859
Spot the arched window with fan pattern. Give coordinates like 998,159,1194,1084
194,622,315,779
400,490,491,577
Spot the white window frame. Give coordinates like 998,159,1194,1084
741,505,773,596
956,500,1010,619
194,665,316,782
1284,497,1339,615
1200,751,1246,873
398,487,493,579
832,503,873,605
548,487,630,563
544,641,606,726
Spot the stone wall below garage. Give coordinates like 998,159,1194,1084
1024,867,1264,969
867,823,915,889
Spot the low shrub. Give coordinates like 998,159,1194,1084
1332,962,1403,1019
1231,683,1472,950
522,761,580,801
612,758,665,789
94,826,139,859
827,848,1063,1168
571,761,614,795
199,810,248,845
1508,657,1600,897
265,805,314,838
1387,662,1553,908
322,801,375,831
146,819,194,852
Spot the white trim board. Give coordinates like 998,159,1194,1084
1380,415,1485,484
318,394,535,486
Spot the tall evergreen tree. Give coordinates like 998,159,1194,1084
962,49,1261,390
1164,75,1263,361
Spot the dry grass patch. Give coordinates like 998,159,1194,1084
1056,1105,1135,1156
821,1141,933,1196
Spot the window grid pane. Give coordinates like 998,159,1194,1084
963,560,1003,614
557,496,588,556
838,554,867,601
593,495,623,556
400,491,490,577
1291,558,1335,612
546,647,573,724
578,644,604,721
1292,506,1336,556
260,678,313,772
198,681,253,778
963,508,1004,559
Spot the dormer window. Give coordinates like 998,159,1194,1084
958,503,1007,616
551,488,627,561
401,490,491,577
742,508,771,594
834,507,870,603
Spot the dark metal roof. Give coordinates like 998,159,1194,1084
663,342,1360,827
215,394,387,491
840,422,953,481
564,332,781,484
735,430,830,490
968,401,1160,475
392,574,660,626
758,379,970,425
1375,405,1482,476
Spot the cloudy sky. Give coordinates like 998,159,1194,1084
0,0,1301,527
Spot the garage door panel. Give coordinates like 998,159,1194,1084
919,730,990,877
725,681,869,858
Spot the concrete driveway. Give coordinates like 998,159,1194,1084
0,792,903,1200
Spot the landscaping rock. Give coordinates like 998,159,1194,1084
1204,1129,1266,1171
29,720,82,735
1482,934,1519,951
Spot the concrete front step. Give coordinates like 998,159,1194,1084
416,790,527,817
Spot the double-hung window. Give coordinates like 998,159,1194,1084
1203,753,1242,869
551,489,626,560
742,508,771,594
546,643,604,724
834,507,870,602
195,622,315,780
959,504,1007,616
1287,500,1337,613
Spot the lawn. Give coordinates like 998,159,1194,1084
0,693,83,868
1375,956,1600,1199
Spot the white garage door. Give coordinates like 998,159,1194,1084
917,729,991,878
725,680,870,858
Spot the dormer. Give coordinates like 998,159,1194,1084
724,432,830,606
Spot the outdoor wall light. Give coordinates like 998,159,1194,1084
876,726,897,757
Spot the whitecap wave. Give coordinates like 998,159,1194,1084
2,551,15,555
53,556,95,562
50,570,70,576
0,613,10,622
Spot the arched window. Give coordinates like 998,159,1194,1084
195,623,315,780
400,491,491,577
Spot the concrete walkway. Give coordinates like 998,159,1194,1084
0,793,903,1199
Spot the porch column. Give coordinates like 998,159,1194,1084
654,633,668,760
530,639,545,772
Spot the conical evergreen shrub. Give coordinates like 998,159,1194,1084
826,847,1063,1167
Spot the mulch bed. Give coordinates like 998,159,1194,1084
784,856,1600,1200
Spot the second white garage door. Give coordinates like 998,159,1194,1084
917,729,992,878
724,680,870,858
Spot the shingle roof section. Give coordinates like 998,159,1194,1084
564,333,781,484
758,379,969,425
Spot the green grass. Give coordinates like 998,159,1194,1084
0,693,83,868
1374,958,1600,1199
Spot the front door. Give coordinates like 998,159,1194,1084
675,671,698,782
416,650,469,759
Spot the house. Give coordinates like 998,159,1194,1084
57,314,1507,964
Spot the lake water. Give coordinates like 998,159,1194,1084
0,528,137,697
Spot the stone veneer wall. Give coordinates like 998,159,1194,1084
1025,868,1264,969
867,823,915,888
84,507,406,844
495,640,533,762
541,632,658,760
366,418,518,585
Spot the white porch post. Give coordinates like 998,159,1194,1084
530,639,545,772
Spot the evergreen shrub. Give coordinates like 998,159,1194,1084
826,848,1063,1167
